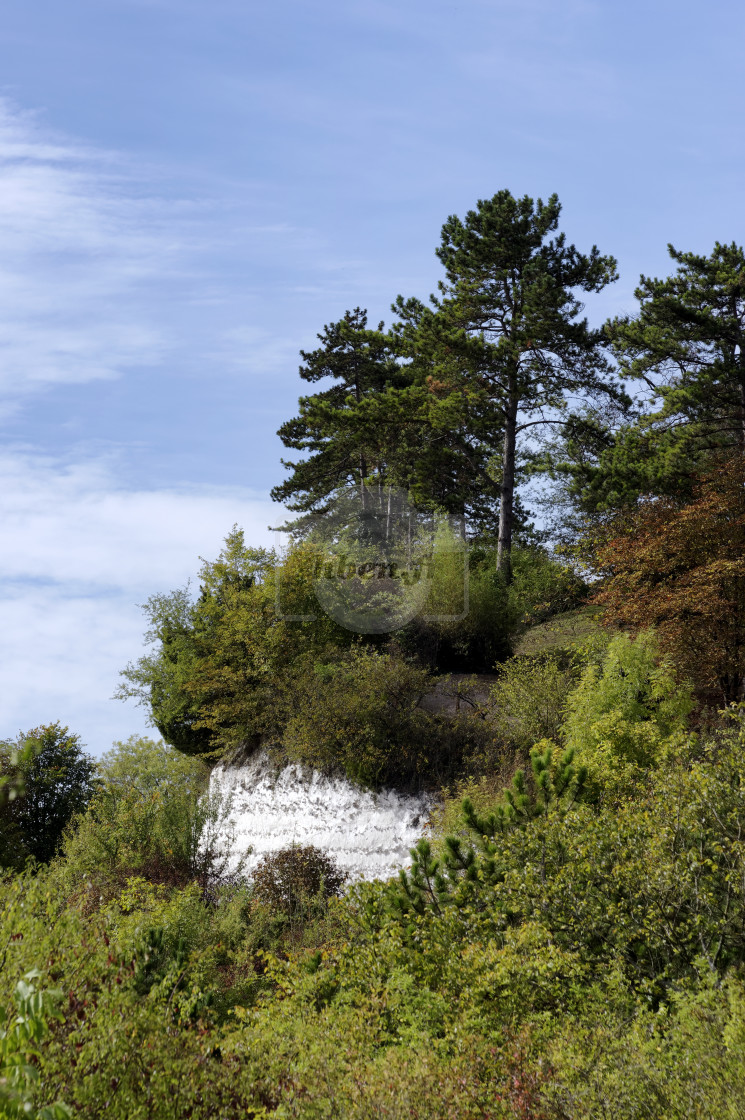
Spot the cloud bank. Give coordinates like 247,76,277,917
0,451,277,752
0,99,292,752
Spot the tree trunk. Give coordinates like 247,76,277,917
734,311,745,452
354,361,368,508
497,402,518,583
359,454,368,509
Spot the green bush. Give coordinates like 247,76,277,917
0,970,71,1119
387,544,586,672
60,737,240,900
0,724,97,869
547,974,745,1118
281,648,437,788
562,630,694,792
4,715,745,1117
117,530,356,758
489,651,580,750
251,844,347,922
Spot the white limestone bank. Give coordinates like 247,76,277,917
207,750,434,882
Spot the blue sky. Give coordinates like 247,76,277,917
0,0,743,751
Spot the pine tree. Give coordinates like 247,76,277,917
271,308,408,526
388,744,586,923
610,241,745,453
393,190,620,581
555,241,745,519
272,307,502,534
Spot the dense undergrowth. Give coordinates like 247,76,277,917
4,619,745,1118
115,529,587,789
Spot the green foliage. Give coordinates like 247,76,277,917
490,651,580,750
118,520,593,781
280,647,438,788
271,307,414,526
60,736,239,898
4,714,745,1115
280,647,491,789
387,743,586,922
394,546,511,670
274,192,624,569
342,716,745,1021
393,189,621,578
0,724,97,869
508,546,589,628
563,631,694,787
394,543,587,671
556,240,745,517
97,734,209,794
547,974,745,1118
514,605,603,656
609,240,745,459
0,742,34,805
116,531,279,756
0,970,71,1120
117,529,353,757
272,306,509,537
46,219,745,1114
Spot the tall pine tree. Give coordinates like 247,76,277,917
272,307,502,533
610,241,745,451
394,190,621,581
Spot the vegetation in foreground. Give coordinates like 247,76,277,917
4,677,745,1118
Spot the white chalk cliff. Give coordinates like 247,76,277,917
207,750,433,882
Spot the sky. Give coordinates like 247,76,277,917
0,0,743,752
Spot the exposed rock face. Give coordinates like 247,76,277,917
207,750,434,882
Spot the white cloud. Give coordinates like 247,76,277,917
0,97,367,403
0,588,149,750
0,450,278,753
0,98,339,753
0,100,188,395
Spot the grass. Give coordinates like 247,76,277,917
514,605,604,656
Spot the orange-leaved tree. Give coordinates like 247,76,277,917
593,456,745,704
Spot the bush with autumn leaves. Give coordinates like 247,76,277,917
591,454,745,705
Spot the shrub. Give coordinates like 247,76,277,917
562,631,694,789
251,844,347,922
60,737,240,900
509,546,588,629
489,651,580,750
396,543,587,673
0,725,97,869
117,530,355,758
7,717,745,1118
0,970,72,1119
547,974,745,1118
281,648,439,788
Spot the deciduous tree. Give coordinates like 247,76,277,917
592,456,745,703
0,724,97,867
